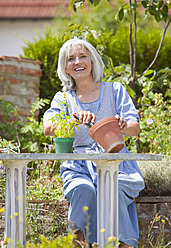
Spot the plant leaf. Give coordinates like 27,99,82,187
115,7,124,21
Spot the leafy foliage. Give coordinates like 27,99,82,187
69,0,170,23
21,7,171,114
25,234,74,248
0,97,23,142
115,0,170,23
139,213,171,247
0,97,51,153
22,28,64,117
125,68,171,156
139,92,171,155
20,98,51,152
51,93,79,138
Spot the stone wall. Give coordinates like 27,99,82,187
0,197,170,245
136,196,171,246
0,56,42,124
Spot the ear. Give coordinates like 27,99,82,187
65,66,69,74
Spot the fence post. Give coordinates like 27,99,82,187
96,160,120,247
4,160,28,248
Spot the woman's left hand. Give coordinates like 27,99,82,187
115,114,127,131
115,114,140,136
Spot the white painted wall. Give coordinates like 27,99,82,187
0,20,52,57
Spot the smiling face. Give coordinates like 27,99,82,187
65,44,93,83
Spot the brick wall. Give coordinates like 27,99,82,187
0,56,42,123
0,197,170,245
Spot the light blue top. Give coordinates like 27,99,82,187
43,81,143,186
43,81,139,124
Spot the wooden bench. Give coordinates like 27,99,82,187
0,153,162,248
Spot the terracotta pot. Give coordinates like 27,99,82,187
89,117,124,153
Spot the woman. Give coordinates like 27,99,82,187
43,37,144,248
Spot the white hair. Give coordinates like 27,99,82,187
57,37,105,91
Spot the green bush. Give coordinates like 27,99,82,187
0,97,51,153
26,199,68,243
0,97,23,142
138,156,171,196
25,234,74,248
27,172,63,201
139,92,171,155
21,22,171,110
19,98,52,153
22,28,64,117
105,24,171,74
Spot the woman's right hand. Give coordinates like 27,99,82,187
74,111,96,126
44,120,56,136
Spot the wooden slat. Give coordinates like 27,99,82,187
136,196,171,203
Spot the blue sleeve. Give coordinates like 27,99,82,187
112,82,139,123
43,91,65,122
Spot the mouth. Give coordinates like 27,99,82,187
74,67,85,72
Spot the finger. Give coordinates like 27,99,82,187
91,113,96,123
83,111,89,124
79,111,89,124
78,111,96,125
84,111,97,124
121,121,127,130
115,114,122,126
79,111,85,123
115,115,126,129
119,118,127,130
115,114,120,120
84,111,90,124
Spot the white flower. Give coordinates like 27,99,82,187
147,118,153,125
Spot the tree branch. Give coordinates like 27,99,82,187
129,0,134,84
133,1,137,82
136,17,171,80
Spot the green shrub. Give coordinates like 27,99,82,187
25,234,74,248
96,25,171,74
0,97,51,153
26,199,68,243
19,98,52,153
138,156,171,196
139,92,171,155
27,173,63,201
0,97,23,142
22,28,63,117
21,22,171,112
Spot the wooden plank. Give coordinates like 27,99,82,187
136,196,171,203
0,153,162,161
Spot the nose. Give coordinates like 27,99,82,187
75,57,80,64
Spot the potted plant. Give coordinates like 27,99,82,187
51,92,79,153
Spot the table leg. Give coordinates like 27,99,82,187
4,160,28,248
96,160,120,247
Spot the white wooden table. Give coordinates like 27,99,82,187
0,153,162,248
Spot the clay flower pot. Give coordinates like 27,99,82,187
89,117,124,153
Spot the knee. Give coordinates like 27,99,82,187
118,186,133,207
75,184,96,200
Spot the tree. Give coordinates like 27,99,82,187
69,0,170,95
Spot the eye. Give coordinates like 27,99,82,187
68,57,74,62
81,55,86,58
